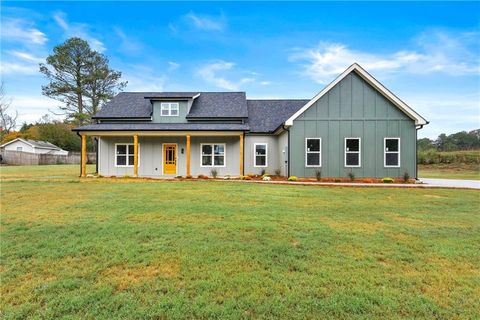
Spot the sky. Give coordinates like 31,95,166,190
1,1,479,139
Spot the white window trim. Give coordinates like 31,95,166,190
344,137,361,168
162,143,178,175
114,143,140,167
160,102,179,117
200,143,226,168
305,137,322,167
384,137,401,168
254,143,268,167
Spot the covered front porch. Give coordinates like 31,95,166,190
79,131,245,178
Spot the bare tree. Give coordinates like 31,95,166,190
0,82,18,139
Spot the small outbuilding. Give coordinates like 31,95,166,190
0,138,69,155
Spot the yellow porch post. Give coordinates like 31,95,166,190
186,135,191,176
81,134,86,177
133,134,139,177
239,134,244,176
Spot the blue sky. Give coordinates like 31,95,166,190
1,1,479,138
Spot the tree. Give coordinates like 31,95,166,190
417,138,434,151
0,82,18,141
39,37,126,125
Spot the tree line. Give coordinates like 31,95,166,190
418,129,480,152
0,37,126,146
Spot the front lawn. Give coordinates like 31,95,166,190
418,163,480,180
1,165,479,319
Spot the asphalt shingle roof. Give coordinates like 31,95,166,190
246,99,309,133
187,92,248,118
87,92,309,133
24,139,62,149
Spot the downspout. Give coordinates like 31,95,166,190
415,124,424,180
282,125,290,177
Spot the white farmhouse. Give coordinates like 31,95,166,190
0,138,69,155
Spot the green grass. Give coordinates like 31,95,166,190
1,165,479,319
419,163,480,180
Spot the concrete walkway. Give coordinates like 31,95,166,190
419,178,480,190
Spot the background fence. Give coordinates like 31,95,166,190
0,150,96,166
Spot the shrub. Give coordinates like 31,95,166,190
185,175,192,179
260,169,266,176
275,169,281,176
347,171,355,181
247,173,256,178
197,174,208,179
287,176,298,181
242,175,252,180
402,171,410,183
315,170,322,181
210,169,218,178
175,175,183,179
382,177,394,183
123,174,130,178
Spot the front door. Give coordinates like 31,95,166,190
163,144,177,174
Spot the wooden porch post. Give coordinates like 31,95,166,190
186,135,191,176
239,133,244,176
133,134,139,177
81,134,86,177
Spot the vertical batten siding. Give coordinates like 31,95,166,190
290,72,416,178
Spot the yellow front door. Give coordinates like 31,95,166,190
163,144,177,174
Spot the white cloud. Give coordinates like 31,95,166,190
0,51,45,75
113,27,143,55
197,61,256,90
53,12,106,52
8,95,63,126
0,17,47,45
168,61,180,72
291,30,480,83
185,12,226,31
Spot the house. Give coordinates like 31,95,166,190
73,63,428,178
0,138,69,155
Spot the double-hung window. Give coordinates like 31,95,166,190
305,138,321,167
160,102,179,116
384,138,400,167
201,143,225,167
115,143,137,167
254,143,267,167
345,138,361,167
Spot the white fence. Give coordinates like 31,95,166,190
0,150,96,165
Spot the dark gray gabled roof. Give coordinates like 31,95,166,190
144,92,199,99
187,92,248,118
246,99,309,133
93,92,153,118
73,122,249,131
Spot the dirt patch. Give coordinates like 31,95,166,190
100,262,180,291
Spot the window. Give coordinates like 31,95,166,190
160,102,179,116
305,138,321,167
16,147,23,151
345,138,361,167
384,138,400,167
201,143,225,167
254,143,268,167
115,143,138,167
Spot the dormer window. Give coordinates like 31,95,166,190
161,102,179,116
